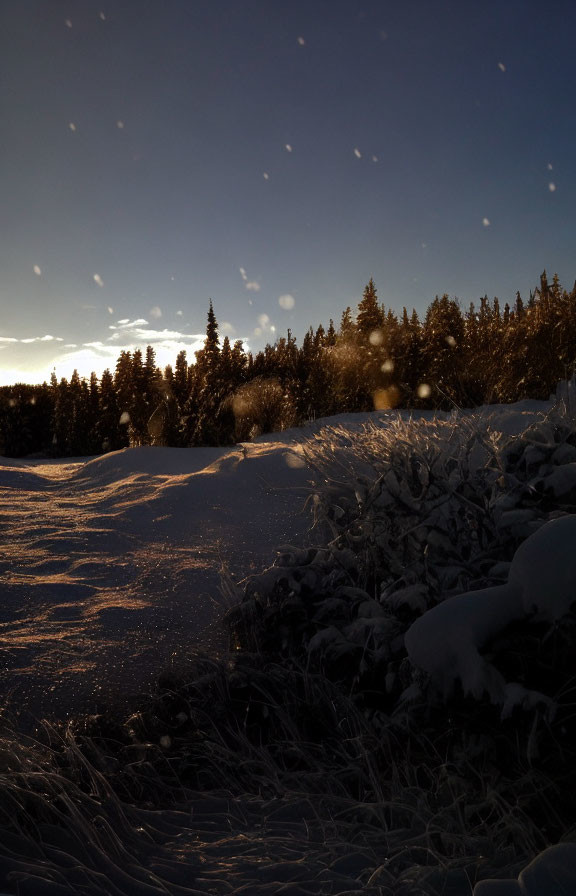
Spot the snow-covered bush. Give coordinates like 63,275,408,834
225,392,576,888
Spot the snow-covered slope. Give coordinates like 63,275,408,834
0,439,315,718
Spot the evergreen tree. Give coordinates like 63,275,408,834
99,368,125,451
356,278,385,341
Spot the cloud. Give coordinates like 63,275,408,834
0,316,216,385
109,318,148,330
20,335,64,344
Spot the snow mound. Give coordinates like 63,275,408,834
405,515,576,707
474,842,576,894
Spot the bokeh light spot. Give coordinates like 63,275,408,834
278,294,295,310
284,451,306,469
373,386,400,410
417,383,431,399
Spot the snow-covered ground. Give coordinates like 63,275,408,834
0,394,574,895
0,440,317,720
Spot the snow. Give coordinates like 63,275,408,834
1,389,574,893
405,515,576,706
0,439,315,718
473,843,576,894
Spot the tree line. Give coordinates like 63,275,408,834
1,271,575,458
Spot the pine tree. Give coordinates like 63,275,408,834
356,278,385,340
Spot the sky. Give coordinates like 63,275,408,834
1,0,575,385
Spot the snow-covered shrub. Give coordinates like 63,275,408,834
224,394,576,882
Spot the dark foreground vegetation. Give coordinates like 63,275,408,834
2,271,576,457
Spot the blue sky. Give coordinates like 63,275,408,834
1,0,575,384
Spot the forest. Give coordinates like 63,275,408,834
1,270,575,457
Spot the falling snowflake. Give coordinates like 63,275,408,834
149,306,162,319
258,313,270,328
371,155,379,162
297,36,306,46
116,120,125,129
65,18,73,28
33,265,42,276
68,122,77,132
99,11,106,20
482,217,491,227
93,274,104,288
353,148,362,159
548,182,556,192
107,306,114,314
278,294,295,310
547,162,554,171
417,383,431,399
285,143,293,152
498,62,506,72
263,172,269,180
176,309,183,316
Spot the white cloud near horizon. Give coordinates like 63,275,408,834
0,319,208,385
